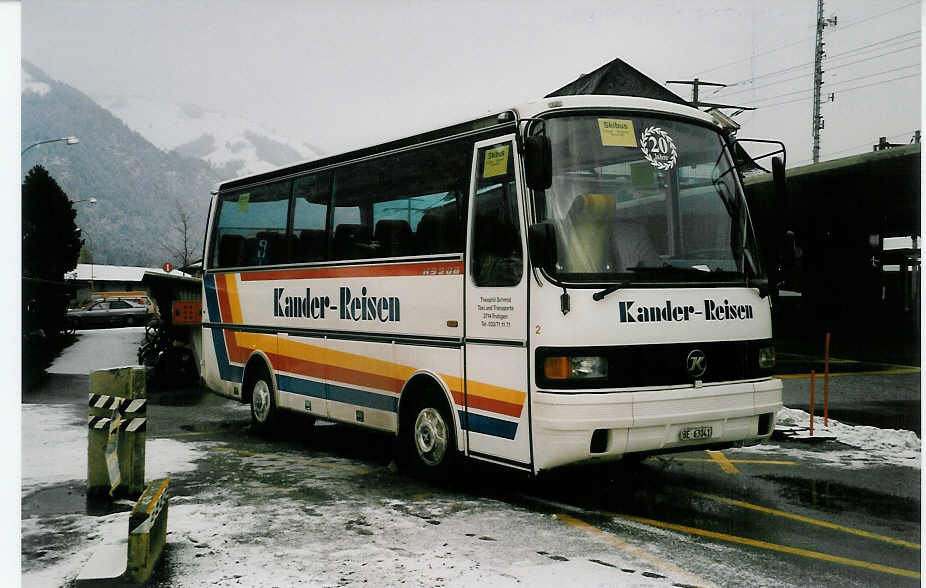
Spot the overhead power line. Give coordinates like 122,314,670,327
826,42,920,68
692,1,920,77
693,38,812,77
825,29,920,61
717,61,919,103
753,72,920,110
711,32,919,97
832,0,921,31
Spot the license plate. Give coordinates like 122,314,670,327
679,425,713,441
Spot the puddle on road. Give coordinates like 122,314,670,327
149,386,208,406
22,482,134,518
757,475,921,522
178,420,247,434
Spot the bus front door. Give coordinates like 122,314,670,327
463,136,531,468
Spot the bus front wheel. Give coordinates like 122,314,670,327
248,368,277,433
402,392,456,479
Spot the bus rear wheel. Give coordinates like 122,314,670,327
402,392,456,479
248,368,277,433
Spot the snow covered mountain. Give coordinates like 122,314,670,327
22,62,219,267
92,93,324,177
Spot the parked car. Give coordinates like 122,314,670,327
67,299,152,329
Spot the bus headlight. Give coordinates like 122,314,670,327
543,356,608,380
758,346,776,370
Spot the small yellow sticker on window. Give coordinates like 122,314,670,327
237,193,250,212
483,145,510,178
598,119,637,147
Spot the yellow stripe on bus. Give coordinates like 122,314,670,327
225,273,244,324
464,378,527,406
322,344,416,381
234,331,277,352
224,309,524,409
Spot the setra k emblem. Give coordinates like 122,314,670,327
686,349,707,379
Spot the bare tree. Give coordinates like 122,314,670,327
161,201,202,270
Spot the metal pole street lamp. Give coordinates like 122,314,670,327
22,136,80,155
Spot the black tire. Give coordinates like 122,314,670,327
247,366,277,434
401,389,457,480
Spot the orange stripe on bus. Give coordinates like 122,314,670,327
327,364,404,395
240,261,464,281
219,329,524,419
216,274,234,323
270,353,327,381
224,330,249,363
467,395,524,418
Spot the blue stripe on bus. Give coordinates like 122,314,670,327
276,376,399,413
459,410,518,440
203,274,220,323
328,383,399,413
276,374,326,399
204,310,517,440
209,327,243,383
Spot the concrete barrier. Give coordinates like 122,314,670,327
88,366,147,499
127,478,170,584
75,478,170,586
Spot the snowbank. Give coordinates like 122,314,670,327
737,407,922,470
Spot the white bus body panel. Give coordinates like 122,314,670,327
529,283,782,472
202,263,468,447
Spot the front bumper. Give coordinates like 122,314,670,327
531,377,782,472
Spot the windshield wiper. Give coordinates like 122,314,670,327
592,265,744,302
592,279,633,301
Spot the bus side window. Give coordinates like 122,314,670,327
210,180,291,269
471,143,522,287
292,174,331,263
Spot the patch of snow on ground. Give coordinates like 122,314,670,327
22,404,206,497
737,407,921,470
159,489,679,588
22,510,126,588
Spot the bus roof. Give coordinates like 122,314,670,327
217,94,718,192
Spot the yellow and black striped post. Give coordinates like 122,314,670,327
87,366,147,499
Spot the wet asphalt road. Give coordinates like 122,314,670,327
21,330,922,587
163,392,921,586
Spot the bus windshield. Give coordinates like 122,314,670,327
533,114,762,283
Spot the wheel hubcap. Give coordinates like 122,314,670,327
252,380,271,423
414,407,448,466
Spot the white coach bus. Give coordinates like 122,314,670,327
201,95,783,475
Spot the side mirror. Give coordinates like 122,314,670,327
524,135,552,190
528,222,557,271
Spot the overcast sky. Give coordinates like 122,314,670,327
20,0,923,166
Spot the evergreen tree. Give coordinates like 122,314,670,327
22,165,83,280
78,243,94,264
